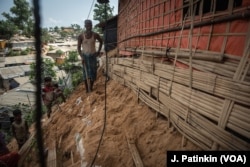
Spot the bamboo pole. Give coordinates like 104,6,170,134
108,57,250,150
125,48,224,62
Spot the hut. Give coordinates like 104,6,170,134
97,15,118,52
108,0,250,150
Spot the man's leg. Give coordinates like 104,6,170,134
90,80,94,91
84,80,89,93
47,103,52,118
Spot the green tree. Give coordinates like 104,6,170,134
93,3,114,34
1,0,34,37
60,31,68,38
56,50,64,56
49,27,54,32
0,20,18,39
71,24,81,31
93,3,114,23
29,58,56,82
54,26,60,33
61,51,82,87
41,28,53,43
61,51,79,72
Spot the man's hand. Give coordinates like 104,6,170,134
95,52,101,57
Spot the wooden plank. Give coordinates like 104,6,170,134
125,133,144,167
18,133,35,167
47,149,57,167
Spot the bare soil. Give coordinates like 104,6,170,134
8,71,201,167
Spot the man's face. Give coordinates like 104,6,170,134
85,23,92,31
45,80,52,87
15,114,22,122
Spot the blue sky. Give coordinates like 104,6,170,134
0,0,118,28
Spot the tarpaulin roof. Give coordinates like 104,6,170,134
0,66,25,79
0,82,36,107
0,65,30,79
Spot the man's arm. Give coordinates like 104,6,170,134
25,121,30,137
11,125,16,138
95,33,103,55
77,34,83,55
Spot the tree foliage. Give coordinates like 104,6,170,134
1,0,34,38
71,24,82,35
93,3,114,34
29,58,56,82
61,51,82,87
93,3,114,23
61,51,80,72
41,28,53,43
0,20,18,39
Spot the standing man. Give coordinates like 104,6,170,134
77,19,103,93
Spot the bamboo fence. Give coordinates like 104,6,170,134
103,56,250,150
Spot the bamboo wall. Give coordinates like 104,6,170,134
105,57,250,150
114,0,250,150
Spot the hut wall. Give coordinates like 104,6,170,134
118,0,250,57
115,0,250,151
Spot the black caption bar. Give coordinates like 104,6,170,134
167,151,250,167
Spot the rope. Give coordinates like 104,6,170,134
32,0,46,166
87,0,96,19
89,2,108,166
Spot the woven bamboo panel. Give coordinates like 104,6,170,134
105,57,250,150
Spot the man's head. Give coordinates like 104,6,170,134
13,109,22,121
44,76,52,87
84,19,92,31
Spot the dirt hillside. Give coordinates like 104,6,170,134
9,69,201,167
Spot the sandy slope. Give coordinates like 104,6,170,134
9,71,201,167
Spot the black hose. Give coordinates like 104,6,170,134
89,2,108,167
32,0,46,166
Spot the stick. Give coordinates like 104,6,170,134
125,132,144,167
77,107,84,117
84,63,91,92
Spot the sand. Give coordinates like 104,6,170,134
8,71,201,167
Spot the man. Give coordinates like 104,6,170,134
42,77,55,118
0,123,19,167
11,109,30,150
77,19,103,93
